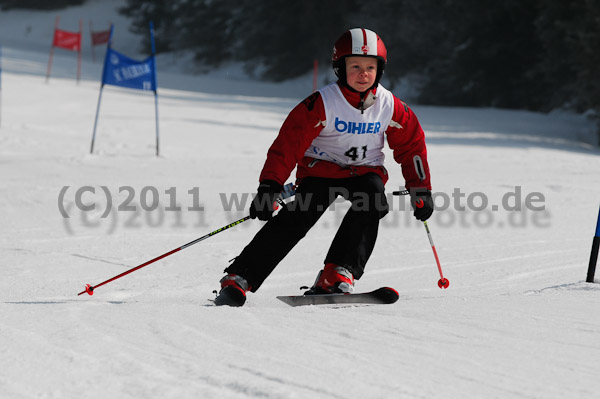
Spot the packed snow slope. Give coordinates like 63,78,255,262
1,2,600,398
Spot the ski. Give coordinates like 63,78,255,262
276,287,399,307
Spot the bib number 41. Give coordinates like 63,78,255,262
344,146,367,161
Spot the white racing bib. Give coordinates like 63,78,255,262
306,83,394,167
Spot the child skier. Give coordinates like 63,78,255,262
215,28,433,306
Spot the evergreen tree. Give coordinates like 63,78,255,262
347,0,455,84
0,0,85,10
415,0,544,109
535,0,600,137
177,0,238,65
119,0,178,53
118,0,600,138
233,0,356,81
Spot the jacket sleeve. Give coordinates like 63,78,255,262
259,92,326,185
385,97,432,190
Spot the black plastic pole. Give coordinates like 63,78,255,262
586,206,600,283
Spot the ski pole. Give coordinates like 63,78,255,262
77,216,251,296
394,188,449,289
422,220,449,289
78,183,296,296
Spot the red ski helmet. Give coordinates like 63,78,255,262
332,28,387,91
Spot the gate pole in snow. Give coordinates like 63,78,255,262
90,85,104,154
154,91,159,156
46,16,60,83
89,20,96,63
89,24,113,154
586,206,600,283
149,21,159,156
77,19,82,84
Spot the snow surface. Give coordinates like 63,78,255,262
1,2,600,398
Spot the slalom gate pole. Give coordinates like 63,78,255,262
586,206,600,283
154,90,159,156
78,216,251,296
149,21,159,157
78,183,296,296
89,20,96,63
46,47,55,83
46,16,59,83
90,85,104,153
76,19,82,84
90,24,113,154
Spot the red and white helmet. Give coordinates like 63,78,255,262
332,28,387,90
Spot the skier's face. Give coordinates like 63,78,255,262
345,56,378,92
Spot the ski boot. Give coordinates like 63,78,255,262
304,263,354,295
214,274,249,307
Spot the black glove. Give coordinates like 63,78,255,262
250,180,283,221
410,189,434,221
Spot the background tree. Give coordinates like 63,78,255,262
0,0,84,10
114,0,600,138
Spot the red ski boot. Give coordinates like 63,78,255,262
214,274,249,307
305,263,354,295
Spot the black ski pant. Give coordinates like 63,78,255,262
225,173,389,292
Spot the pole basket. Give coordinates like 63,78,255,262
586,206,600,283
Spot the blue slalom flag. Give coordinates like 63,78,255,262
102,47,156,91
92,22,160,156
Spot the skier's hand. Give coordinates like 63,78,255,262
250,180,283,221
410,189,434,221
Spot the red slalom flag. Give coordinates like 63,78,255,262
53,29,82,51
91,30,110,46
46,16,83,83
89,21,111,62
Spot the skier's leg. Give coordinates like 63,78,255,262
224,177,336,292
324,173,389,279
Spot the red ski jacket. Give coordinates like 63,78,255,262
259,82,431,190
